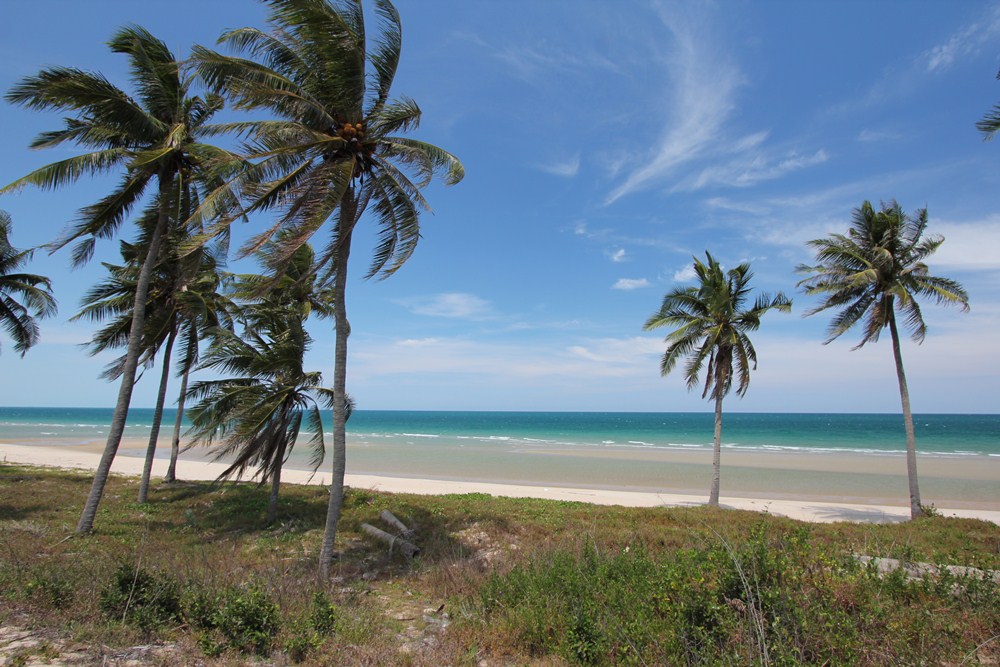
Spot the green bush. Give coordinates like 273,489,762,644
186,583,280,657
98,564,181,632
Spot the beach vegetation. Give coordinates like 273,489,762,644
0,210,57,357
644,252,791,506
2,25,242,533
798,201,969,519
190,0,464,576
2,464,997,664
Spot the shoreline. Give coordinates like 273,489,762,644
2,441,998,525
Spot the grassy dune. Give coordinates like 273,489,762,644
1,463,998,665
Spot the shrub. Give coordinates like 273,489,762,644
98,564,181,632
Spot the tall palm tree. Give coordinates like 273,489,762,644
798,201,969,519
644,252,791,506
978,68,1000,140
0,210,57,356
3,26,239,532
187,243,337,524
192,0,463,574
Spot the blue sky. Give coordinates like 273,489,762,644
1,1,998,413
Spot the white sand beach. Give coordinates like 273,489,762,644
2,442,997,525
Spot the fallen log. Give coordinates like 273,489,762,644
380,509,415,538
360,523,420,560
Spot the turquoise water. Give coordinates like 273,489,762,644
1,407,998,458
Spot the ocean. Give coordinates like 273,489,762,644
1,407,998,458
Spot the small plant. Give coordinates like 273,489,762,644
309,591,338,635
919,503,940,518
98,563,181,632
23,573,74,609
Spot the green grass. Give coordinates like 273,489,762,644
1,462,998,665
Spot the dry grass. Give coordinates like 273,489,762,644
1,462,998,665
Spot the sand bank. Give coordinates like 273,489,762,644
2,441,997,525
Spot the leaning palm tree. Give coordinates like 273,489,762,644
798,201,969,519
192,0,463,574
0,210,57,356
977,68,1000,140
3,26,240,532
187,240,336,524
644,252,791,506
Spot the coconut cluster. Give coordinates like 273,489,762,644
338,122,365,140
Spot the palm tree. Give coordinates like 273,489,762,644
644,252,791,506
3,26,239,532
978,68,1000,139
798,201,969,519
192,0,463,574
187,243,338,525
73,216,232,503
0,210,57,356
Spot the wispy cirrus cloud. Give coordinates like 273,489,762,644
921,4,1000,73
677,148,828,192
605,6,741,203
535,154,581,177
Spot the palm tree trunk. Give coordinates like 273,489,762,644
888,310,923,519
709,392,723,506
138,323,177,503
77,174,172,533
165,363,190,483
267,438,287,526
165,324,197,483
319,197,357,577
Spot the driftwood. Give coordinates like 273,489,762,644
360,523,420,560
380,509,415,538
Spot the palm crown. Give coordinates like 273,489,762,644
797,201,969,347
0,211,57,356
3,25,238,265
191,0,464,273
645,252,792,401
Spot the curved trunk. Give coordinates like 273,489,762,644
77,174,172,533
319,197,357,577
137,322,177,503
709,392,723,506
165,323,197,483
889,310,923,519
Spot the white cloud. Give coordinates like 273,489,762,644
609,248,627,262
536,154,581,177
395,293,493,319
672,264,697,282
930,217,1000,272
612,278,651,290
